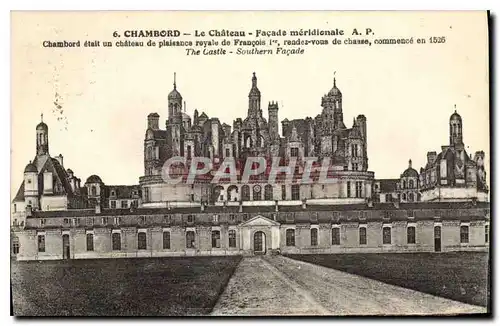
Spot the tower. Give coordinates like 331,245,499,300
449,109,463,148
356,114,368,169
147,112,160,130
248,72,261,118
268,101,279,141
168,73,183,156
321,74,345,134
23,161,39,209
168,73,183,122
36,114,49,156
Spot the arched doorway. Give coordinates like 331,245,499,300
62,234,70,259
434,226,441,252
253,231,266,255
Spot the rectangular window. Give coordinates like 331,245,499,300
114,217,120,225
86,233,94,251
112,233,121,251
63,218,69,224
347,181,351,198
291,147,299,157
460,225,469,244
485,225,489,243
187,215,194,223
286,229,295,246
86,218,93,226
12,237,20,254
407,226,416,244
229,230,236,248
352,163,358,171
121,200,128,209
281,185,286,200
38,235,45,252
332,228,340,245
352,144,358,157
212,230,221,248
110,200,116,209
163,231,170,249
311,228,318,246
229,214,235,222
213,214,219,223
291,184,300,200
225,148,230,157
383,227,392,244
355,182,363,198
359,227,367,245
138,232,147,250
186,231,195,248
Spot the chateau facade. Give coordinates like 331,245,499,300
140,73,373,207
11,73,490,261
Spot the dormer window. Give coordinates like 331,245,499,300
111,190,116,196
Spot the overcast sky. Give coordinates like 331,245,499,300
11,11,489,195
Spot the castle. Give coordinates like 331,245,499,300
11,73,490,260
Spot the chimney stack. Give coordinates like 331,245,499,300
55,154,64,167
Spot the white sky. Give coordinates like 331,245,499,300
10,11,490,195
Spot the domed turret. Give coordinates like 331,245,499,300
168,86,182,101
449,108,463,147
402,159,419,178
247,72,261,118
85,174,103,184
36,121,48,131
24,160,39,208
24,161,37,173
248,72,261,97
327,77,342,97
450,110,462,122
168,73,183,121
36,114,49,156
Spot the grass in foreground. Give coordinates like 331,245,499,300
287,252,489,307
11,256,242,316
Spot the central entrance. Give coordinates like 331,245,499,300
253,231,266,255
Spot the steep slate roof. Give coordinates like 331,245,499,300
377,179,399,193
29,201,489,218
109,185,141,198
13,155,76,203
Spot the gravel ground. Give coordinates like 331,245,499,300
211,256,328,315
212,256,487,316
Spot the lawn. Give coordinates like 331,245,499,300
11,256,242,316
287,252,490,307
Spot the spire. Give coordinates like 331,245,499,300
252,72,257,87
184,101,186,112
409,159,412,168
173,72,177,90
334,71,336,87
41,113,43,122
